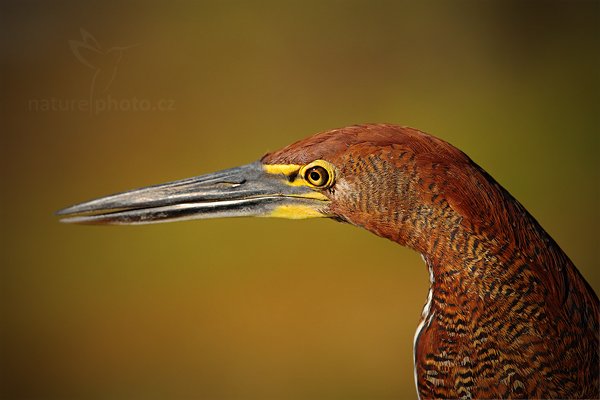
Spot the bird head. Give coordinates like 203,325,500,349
57,124,492,254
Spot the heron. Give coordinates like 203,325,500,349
58,124,599,399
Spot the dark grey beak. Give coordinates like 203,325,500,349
57,161,329,225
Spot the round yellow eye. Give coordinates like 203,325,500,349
305,166,329,187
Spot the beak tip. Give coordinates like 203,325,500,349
56,202,87,216
56,202,106,217
55,205,98,223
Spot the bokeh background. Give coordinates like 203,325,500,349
1,1,598,399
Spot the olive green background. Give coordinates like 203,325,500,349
1,1,598,399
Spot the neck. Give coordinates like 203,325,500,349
332,144,597,326
350,167,592,316
405,195,569,309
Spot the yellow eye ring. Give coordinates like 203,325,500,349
301,160,335,189
305,166,328,186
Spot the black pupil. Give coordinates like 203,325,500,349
307,167,328,186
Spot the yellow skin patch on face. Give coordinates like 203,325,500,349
293,191,329,201
265,204,326,219
263,161,336,189
262,164,302,176
262,161,335,218
262,163,305,187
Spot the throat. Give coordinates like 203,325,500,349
413,254,436,399
416,254,436,326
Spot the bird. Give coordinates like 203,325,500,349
58,123,599,399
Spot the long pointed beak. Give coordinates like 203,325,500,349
57,161,330,225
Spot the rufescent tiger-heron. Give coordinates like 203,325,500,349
58,124,599,399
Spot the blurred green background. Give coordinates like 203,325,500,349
1,1,598,399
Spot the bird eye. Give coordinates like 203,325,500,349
305,166,328,187
302,161,335,189
300,160,335,189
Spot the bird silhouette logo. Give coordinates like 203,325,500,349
69,29,139,102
